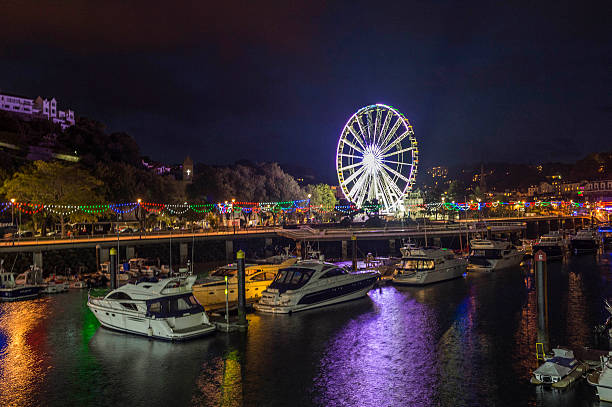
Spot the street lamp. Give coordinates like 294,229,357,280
232,198,236,234
10,198,15,226
137,198,142,239
307,194,312,223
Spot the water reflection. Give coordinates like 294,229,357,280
88,328,217,406
0,298,51,407
313,287,439,406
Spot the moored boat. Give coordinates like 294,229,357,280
570,229,600,254
254,260,379,314
0,263,43,301
392,246,467,285
531,232,568,260
531,348,584,386
588,352,612,401
192,257,296,309
468,239,523,272
87,275,216,341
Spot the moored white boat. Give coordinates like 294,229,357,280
468,239,523,272
392,246,467,285
254,260,379,314
69,280,88,289
87,275,216,341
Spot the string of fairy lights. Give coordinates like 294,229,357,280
0,199,609,217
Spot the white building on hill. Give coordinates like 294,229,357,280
0,91,75,130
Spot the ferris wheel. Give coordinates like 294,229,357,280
336,104,418,214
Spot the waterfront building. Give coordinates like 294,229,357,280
584,179,612,201
402,190,424,219
0,91,75,130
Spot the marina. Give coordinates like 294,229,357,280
0,246,611,406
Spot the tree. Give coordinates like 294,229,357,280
1,161,104,237
305,183,337,222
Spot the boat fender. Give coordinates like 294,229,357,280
148,327,153,337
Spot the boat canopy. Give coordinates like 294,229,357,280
146,293,204,318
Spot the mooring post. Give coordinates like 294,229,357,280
351,235,357,271
535,250,549,355
110,248,117,289
95,244,101,272
236,250,247,328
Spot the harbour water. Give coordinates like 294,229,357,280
1,251,611,406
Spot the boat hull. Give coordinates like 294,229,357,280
468,253,523,272
0,286,42,301
570,239,599,254
87,302,216,341
254,275,377,314
193,280,272,309
393,264,466,285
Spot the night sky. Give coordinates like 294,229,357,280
1,1,611,182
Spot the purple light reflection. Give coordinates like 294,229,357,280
312,287,439,407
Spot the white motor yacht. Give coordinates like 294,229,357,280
532,232,568,260
392,246,467,285
87,275,216,341
254,260,379,314
570,229,600,254
468,239,523,272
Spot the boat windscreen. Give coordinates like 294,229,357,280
146,294,204,318
210,267,237,277
268,267,315,293
399,259,435,271
470,249,502,259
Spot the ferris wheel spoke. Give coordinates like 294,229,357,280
381,159,406,166
366,111,374,142
381,163,411,184
380,129,414,155
381,146,414,158
346,125,366,151
379,118,403,150
374,175,391,211
339,153,363,160
373,108,382,146
342,165,367,186
378,110,392,147
379,169,405,204
348,172,368,203
341,138,364,154
338,161,363,172
354,183,368,207
356,114,368,144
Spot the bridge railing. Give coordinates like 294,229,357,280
1,226,283,246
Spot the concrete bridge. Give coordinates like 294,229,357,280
0,215,591,268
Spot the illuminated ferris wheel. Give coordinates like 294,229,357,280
336,104,418,214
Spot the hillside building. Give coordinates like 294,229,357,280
0,91,75,130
